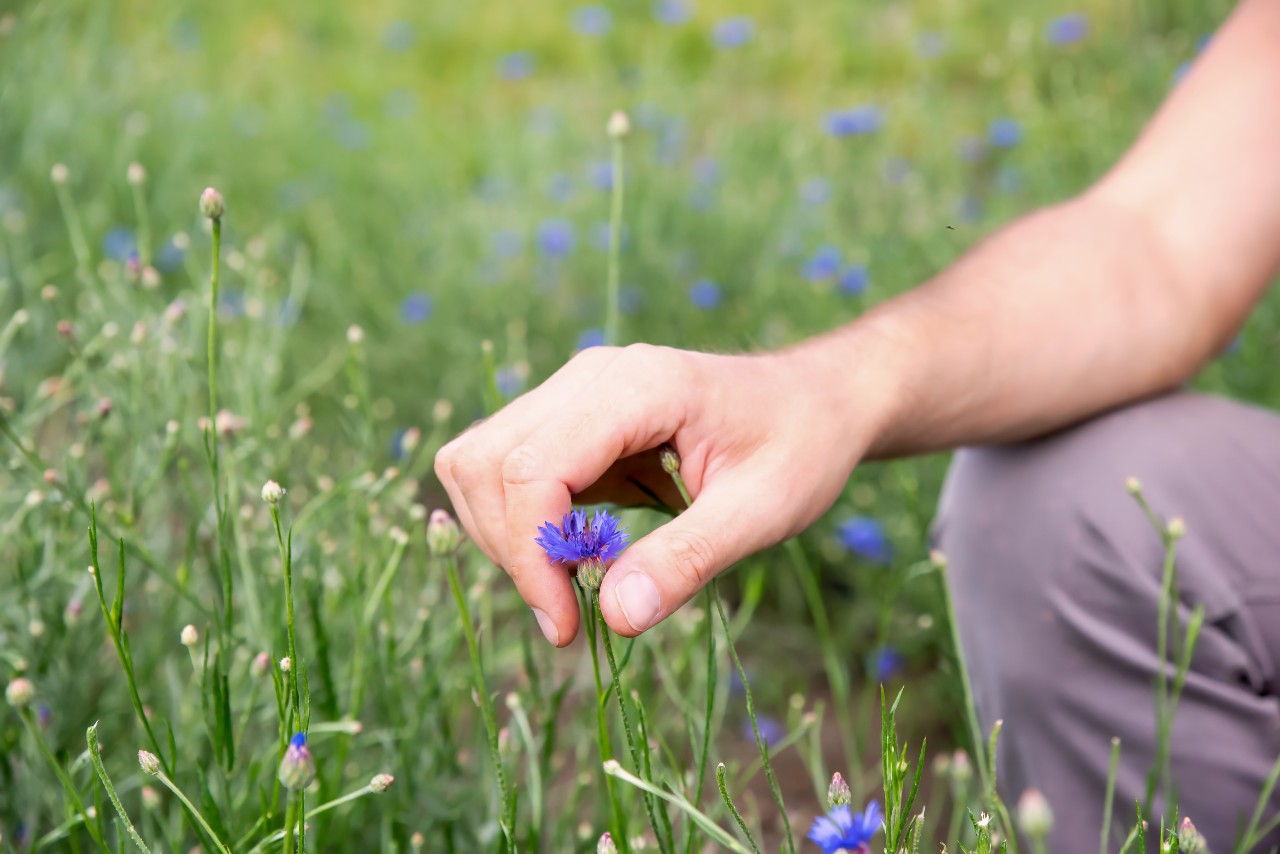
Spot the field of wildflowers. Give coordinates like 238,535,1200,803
2,0,1274,850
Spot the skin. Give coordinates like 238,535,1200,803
436,0,1280,647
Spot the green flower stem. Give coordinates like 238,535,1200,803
604,127,625,345
52,175,90,275
19,710,108,852
208,217,222,425
443,551,514,849
283,794,299,854
715,763,761,854
130,179,151,267
711,587,794,853
682,589,716,854
248,783,381,853
150,767,231,854
1100,737,1121,854
583,588,629,850
596,591,671,854
271,507,304,728
936,560,993,803
603,760,751,854
85,724,150,853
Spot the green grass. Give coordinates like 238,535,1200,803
0,0,1270,850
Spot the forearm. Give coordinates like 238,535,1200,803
796,192,1240,459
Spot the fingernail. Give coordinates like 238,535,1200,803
615,571,661,633
532,608,559,646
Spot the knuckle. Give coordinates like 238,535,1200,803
664,529,718,589
502,443,543,485
434,440,462,482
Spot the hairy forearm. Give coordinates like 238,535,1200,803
798,192,1238,459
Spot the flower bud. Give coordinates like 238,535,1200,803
606,110,630,139
1167,517,1186,540
410,832,425,850
278,732,316,791
51,163,69,185
346,324,364,344
1016,789,1053,838
598,832,618,854
827,771,852,809
575,556,606,592
5,677,35,708
180,624,198,648
138,750,161,776
369,773,395,793
279,656,291,673
141,786,160,810
1177,817,1207,853
261,480,286,505
251,651,271,678
659,445,681,474
950,749,972,783
127,163,146,186
426,509,461,556
199,187,224,220
1125,476,1142,495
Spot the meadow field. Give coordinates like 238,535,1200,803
0,0,1270,850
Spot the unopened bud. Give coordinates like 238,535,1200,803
127,163,146,186
5,677,35,708
575,556,606,592
199,187,224,220
426,509,461,556
251,651,271,678
950,749,972,783
261,480,286,505
827,771,852,809
607,110,630,139
1016,788,1053,838
279,656,291,673
659,445,681,474
51,163,69,185
1177,817,1206,853
277,733,316,791
369,773,395,793
598,832,618,854
1167,517,1186,540
1125,476,1142,495
138,750,161,776
180,624,198,648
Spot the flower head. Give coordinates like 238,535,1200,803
837,516,893,565
536,508,628,591
807,801,882,854
138,750,161,776
1017,788,1053,838
1046,13,1088,46
278,732,317,791
261,480,286,505
5,677,35,708
369,773,395,793
827,772,852,809
427,509,461,556
199,187,224,220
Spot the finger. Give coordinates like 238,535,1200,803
598,467,790,637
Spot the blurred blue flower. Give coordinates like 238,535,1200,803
547,172,575,203
689,279,721,309
577,328,605,350
837,516,892,565
495,365,525,398
803,245,842,282
995,164,1023,194
219,289,245,319
591,221,629,250
155,238,185,272
537,219,575,259
382,20,416,52
103,227,137,261
956,135,985,163
37,703,52,728
838,266,869,296
384,89,416,119
825,106,882,137
867,645,904,682
988,118,1022,148
801,177,832,206
1046,13,1088,46
491,228,524,258
589,159,614,191
916,31,946,59
807,801,882,854
536,508,629,565
572,5,614,36
1195,33,1213,53
499,51,536,81
711,16,754,49
334,120,371,151
654,0,692,25
400,292,433,324
743,714,785,747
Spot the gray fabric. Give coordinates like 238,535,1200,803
934,391,1280,851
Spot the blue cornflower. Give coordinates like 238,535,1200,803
1046,13,1088,46
804,246,842,282
155,238,185,272
867,644,904,682
689,279,721,310
278,733,317,791
576,328,604,350
537,219,575,259
838,266,869,296
807,801,882,854
654,0,691,25
837,516,892,565
499,51,535,81
382,20,415,52
536,508,628,590
589,159,614,191
572,6,613,36
711,16,754,49
400,292,433,324
102,227,137,261
988,118,1022,148
824,106,882,138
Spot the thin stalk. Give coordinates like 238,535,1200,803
682,588,717,854
283,795,298,853
583,589,629,850
936,561,992,800
1101,737,1121,853
270,509,303,729
715,763,761,854
247,783,383,853
130,178,151,267
52,172,91,274
149,767,231,854
603,761,751,854
20,711,108,852
86,724,150,853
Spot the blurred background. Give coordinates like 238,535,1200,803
1,0,1270,848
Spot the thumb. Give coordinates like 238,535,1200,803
598,468,788,636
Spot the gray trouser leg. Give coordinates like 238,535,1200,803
934,392,1280,852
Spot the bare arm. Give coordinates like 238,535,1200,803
437,0,1280,645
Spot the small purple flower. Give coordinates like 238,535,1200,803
537,219,575,259
825,106,882,138
988,118,1022,148
572,5,613,37
804,246,842,282
499,51,535,81
689,279,721,310
743,714,785,747
155,238,185,272
807,801,882,854
838,266,869,296
654,0,691,25
382,20,415,52
536,509,628,591
711,16,754,49
867,644,904,682
278,732,317,791
837,516,892,565
102,227,137,261
577,328,605,350
495,365,525,398
801,177,832,206
400,292,433,324
1046,13,1088,46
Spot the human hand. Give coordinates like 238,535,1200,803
434,342,877,646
